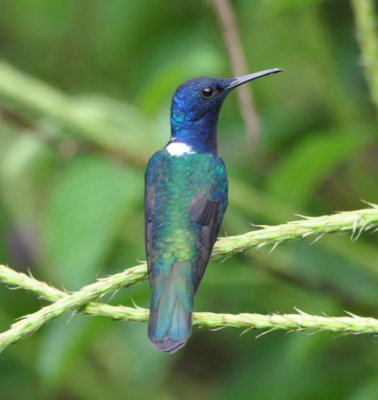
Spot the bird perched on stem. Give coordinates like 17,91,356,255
145,68,283,353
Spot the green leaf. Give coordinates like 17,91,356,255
43,155,142,289
40,154,143,388
0,133,54,226
38,317,101,391
266,129,368,207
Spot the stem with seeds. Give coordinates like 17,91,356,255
0,205,377,352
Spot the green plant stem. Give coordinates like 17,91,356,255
351,0,378,112
0,206,377,352
0,264,146,351
214,205,378,257
0,61,146,164
1,262,378,354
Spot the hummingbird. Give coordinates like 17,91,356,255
145,68,283,353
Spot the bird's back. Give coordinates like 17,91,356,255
145,148,227,352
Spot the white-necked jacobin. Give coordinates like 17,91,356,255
145,68,283,353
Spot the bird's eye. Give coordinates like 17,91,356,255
201,86,214,98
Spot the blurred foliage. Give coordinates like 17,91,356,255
0,0,377,399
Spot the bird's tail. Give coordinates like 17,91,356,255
148,260,194,354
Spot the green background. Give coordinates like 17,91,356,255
0,0,377,399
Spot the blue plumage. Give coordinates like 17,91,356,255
145,69,282,353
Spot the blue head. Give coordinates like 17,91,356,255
169,68,283,153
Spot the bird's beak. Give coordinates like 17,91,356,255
226,68,284,90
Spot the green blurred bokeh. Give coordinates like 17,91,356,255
0,0,377,399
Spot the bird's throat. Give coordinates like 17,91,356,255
170,111,219,154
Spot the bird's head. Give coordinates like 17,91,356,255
170,68,283,131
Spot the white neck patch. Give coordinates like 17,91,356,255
166,142,195,156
